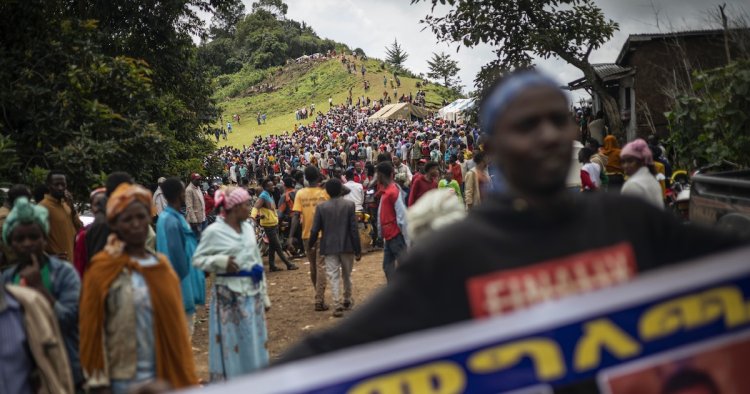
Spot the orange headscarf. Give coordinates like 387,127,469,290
600,135,623,174
81,183,198,389
106,183,154,222
104,183,156,257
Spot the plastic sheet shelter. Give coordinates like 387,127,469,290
367,103,430,123
437,98,476,124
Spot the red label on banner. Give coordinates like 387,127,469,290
467,242,638,318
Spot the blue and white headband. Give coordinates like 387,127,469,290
479,72,563,135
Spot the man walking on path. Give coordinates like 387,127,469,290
156,177,205,337
343,170,365,212
288,166,330,311
308,179,362,318
185,173,206,236
253,178,299,272
376,162,408,283
152,177,167,215
39,170,82,261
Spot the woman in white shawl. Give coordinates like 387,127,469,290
193,186,271,381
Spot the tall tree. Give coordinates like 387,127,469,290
209,0,246,39
385,38,409,70
412,0,624,138
251,0,288,18
0,0,172,198
427,52,461,88
68,0,242,179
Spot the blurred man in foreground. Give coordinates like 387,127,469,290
279,71,745,369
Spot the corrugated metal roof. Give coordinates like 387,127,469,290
566,64,635,90
627,29,725,40
591,63,633,79
616,29,736,64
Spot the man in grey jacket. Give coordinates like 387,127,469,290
309,179,362,317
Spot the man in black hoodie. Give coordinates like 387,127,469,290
278,72,745,391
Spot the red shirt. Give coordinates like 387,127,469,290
408,173,437,207
379,183,402,241
449,163,463,185
204,194,215,215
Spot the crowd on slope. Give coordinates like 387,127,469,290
0,71,745,394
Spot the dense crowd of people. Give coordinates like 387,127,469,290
0,70,745,394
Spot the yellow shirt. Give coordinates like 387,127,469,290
292,187,329,239
654,161,667,197
252,206,279,227
253,191,279,227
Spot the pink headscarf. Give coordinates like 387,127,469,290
214,186,250,215
620,138,654,165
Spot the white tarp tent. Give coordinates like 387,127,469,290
437,98,476,123
367,103,430,123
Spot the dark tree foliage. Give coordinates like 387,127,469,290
210,0,247,39
0,0,229,199
198,1,342,76
667,60,750,169
412,0,624,137
251,0,288,17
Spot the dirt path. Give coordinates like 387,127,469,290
191,251,386,380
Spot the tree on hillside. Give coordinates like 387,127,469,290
385,38,409,70
427,52,461,88
199,3,339,76
412,0,623,137
1,0,182,198
209,0,246,39
252,0,288,18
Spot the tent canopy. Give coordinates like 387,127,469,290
367,103,429,123
437,98,475,123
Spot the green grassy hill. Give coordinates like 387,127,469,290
214,57,462,147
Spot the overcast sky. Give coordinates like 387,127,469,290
252,0,744,101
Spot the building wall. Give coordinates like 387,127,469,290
622,34,734,139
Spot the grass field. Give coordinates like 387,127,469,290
214,58,461,148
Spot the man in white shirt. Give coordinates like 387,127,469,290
152,177,167,215
185,173,207,235
393,156,412,185
229,163,238,184
343,169,365,212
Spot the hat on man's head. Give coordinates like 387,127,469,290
191,173,202,181
157,177,167,184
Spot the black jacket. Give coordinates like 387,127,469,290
279,193,745,392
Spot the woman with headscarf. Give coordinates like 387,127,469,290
73,187,106,279
600,135,624,191
79,184,197,393
193,186,271,381
620,139,664,209
1,197,83,389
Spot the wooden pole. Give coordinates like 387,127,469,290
719,4,732,63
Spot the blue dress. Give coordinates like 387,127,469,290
155,206,205,315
